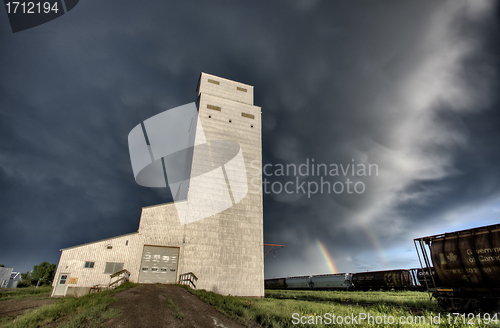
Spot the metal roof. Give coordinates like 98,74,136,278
60,232,139,251
414,223,500,242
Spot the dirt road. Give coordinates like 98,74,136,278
105,284,261,328
0,298,55,320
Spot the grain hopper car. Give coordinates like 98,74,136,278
352,269,412,290
414,223,500,311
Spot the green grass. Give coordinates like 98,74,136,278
164,295,185,320
0,287,52,302
0,282,137,328
181,286,498,328
265,289,439,310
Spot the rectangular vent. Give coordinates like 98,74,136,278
208,79,219,85
241,112,255,119
237,86,247,92
207,104,221,111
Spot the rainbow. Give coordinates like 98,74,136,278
315,239,338,274
360,222,389,265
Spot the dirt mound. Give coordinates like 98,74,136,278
105,284,260,328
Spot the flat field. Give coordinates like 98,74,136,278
185,288,500,328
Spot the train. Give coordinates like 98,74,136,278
267,223,500,312
265,269,425,291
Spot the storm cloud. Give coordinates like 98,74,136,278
0,0,499,278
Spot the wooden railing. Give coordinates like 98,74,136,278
109,269,130,289
179,272,198,289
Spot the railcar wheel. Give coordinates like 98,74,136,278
464,299,480,312
437,297,453,312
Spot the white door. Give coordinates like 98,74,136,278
53,273,69,296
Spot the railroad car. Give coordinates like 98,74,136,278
285,276,312,289
264,278,286,289
415,223,500,311
352,269,412,290
416,268,441,289
310,273,352,290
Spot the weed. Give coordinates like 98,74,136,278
164,295,185,320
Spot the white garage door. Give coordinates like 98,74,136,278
138,246,179,284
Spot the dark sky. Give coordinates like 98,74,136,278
1,0,499,278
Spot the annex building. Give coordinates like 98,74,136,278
52,73,264,297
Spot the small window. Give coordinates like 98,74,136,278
104,262,124,274
241,112,255,119
84,261,95,269
237,86,247,92
208,79,219,85
208,115,211,118
142,267,148,271
125,240,128,246
207,104,221,111
229,120,232,123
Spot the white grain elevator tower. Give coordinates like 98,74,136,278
177,72,264,295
